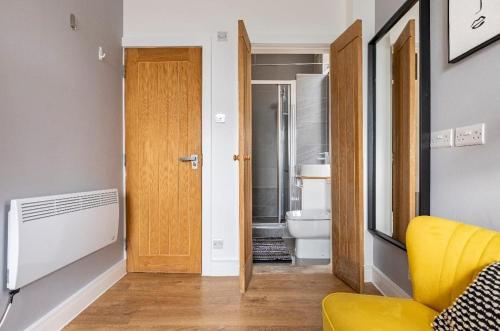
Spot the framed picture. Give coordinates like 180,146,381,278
448,0,500,63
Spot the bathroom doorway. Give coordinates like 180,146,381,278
238,21,365,293
250,54,332,272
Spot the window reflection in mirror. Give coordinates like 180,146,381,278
375,3,419,244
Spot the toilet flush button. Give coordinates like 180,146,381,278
215,113,226,123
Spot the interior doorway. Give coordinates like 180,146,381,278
238,20,365,293
251,58,331,271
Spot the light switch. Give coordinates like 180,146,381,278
215,113,226,123
455,123,485,147
431,129,454,149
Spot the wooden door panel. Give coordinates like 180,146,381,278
126,48,202,273
238,20,253,293
330,20,364,293
392,20,417,244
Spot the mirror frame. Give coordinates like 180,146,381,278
367,0,431,250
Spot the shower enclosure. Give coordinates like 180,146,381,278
252,81,298,226
252,74,330,231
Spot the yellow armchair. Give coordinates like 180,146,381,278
322,216,500,331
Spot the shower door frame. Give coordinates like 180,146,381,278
251,80,297,224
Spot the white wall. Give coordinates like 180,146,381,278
347,0,376,281
123,0,377,276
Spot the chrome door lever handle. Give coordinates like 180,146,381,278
179,155,197,162
179,154,199,169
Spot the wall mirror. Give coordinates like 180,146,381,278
368,0,430,249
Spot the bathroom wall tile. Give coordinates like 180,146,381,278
296,74,329,167
253,188,278,206
252,54,320,81
297,144,329,165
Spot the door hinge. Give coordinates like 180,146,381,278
123,154,126,167
415,53,418,81
121,65,126,78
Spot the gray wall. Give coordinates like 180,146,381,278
375,0,407,31
0,1,123,329
374,0,500,295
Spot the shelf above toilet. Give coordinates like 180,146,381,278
299,175,330,180
299,164,331,177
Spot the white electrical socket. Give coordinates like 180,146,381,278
431,129,454,148
455,123,485,147
212,239,224,249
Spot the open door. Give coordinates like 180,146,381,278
237,20,253,293
392,20,417,244
330,20,364,293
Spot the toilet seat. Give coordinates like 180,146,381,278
286,209,331,221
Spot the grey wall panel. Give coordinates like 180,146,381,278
252,54,320,80
0,0,123,329
296,74,329,165
373,0,500,295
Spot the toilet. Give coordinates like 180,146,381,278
286,164,331,259
287,209,331,259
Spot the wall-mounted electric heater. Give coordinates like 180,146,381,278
7,189,119,290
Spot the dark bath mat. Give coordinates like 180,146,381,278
253,237,292,264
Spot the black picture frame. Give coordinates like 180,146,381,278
367,0,431,250
448,0,500,63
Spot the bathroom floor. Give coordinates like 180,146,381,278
254,262,331,274
252,225,331,270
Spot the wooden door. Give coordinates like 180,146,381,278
392,20,417,244
125,48,202,273
330,20,364,292
237,20,253,293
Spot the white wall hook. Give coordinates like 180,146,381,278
98,46,107,61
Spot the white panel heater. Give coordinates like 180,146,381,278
7,189,119,290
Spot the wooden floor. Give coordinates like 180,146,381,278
66,273,379,330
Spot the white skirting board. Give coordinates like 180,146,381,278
204,259,239,277
26,259,126,331
370,265,411,298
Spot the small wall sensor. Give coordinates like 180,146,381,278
98,46,107,61
217,31,228,42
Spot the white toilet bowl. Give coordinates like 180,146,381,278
286,209,331,259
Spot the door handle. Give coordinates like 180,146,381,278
233,155,250,161
179,154,199,169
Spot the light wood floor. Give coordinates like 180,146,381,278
66,272,379,330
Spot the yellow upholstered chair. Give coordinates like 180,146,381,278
322,216,500,331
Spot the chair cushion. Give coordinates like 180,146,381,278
432,262,500,331
322,293,438,331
